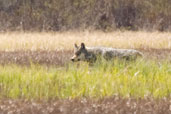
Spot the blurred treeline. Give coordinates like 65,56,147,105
0,0,171,31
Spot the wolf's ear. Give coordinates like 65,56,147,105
74,43,78,49
81,43,85,49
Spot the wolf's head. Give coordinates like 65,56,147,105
71,43,96,62
71,43,88,62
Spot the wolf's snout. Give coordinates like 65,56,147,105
71,58,75,62
71,55,77,62
70,58,80,62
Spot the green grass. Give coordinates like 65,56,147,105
0,59,170,100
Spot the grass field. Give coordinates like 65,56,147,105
0,59,170,99
0,31,170,51
0,31,170,113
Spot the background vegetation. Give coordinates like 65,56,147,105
0,0,171,31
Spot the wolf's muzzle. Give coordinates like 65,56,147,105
70,58,80,62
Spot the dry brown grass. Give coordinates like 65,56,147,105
0,31,170,51
0,49,170,66
0,98,171,114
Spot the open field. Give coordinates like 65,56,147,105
0,31,170,51
0,60,171,113
0,31,170,113
0,60,171,99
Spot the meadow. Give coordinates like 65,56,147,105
0,59,170,100
0,31,170,51
0,31,170,113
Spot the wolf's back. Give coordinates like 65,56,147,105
86,47,143,60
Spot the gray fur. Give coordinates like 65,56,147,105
71,43,143,63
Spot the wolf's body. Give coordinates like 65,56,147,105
71,43,143,63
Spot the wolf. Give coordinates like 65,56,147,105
71,43,143,63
